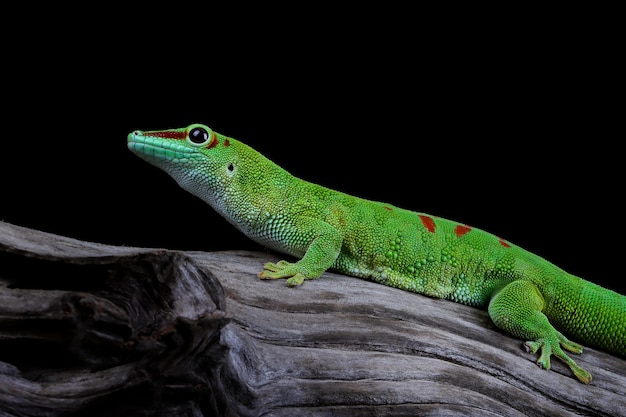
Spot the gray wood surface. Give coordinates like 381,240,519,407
1,220,625,416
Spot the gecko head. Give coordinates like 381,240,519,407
127,123,239,205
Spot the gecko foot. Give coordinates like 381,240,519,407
258,261,306,287
524,336,592,384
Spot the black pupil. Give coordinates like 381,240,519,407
189,127,209,144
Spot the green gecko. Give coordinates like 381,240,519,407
127,123,625,384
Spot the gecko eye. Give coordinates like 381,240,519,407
188,127,210,144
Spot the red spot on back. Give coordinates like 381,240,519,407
384,206,392,211
149,130,186,139
454,225,472,238
418,214,436,233
498,238,511,248
224,139,230,147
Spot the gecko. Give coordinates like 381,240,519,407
127,123,625,384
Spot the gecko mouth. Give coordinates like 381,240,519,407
127,132,196,162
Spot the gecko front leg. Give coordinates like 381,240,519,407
258,219,343,287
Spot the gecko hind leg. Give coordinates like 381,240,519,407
488,280,592,384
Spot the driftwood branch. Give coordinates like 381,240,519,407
0,220,624,417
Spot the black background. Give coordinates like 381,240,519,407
2,10,623,295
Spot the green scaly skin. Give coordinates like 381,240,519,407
128,123,625,384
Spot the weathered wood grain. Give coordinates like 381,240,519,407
1,220,625,416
